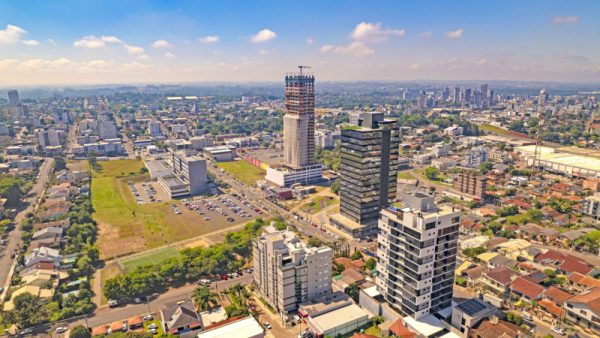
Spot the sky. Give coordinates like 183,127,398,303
0,0,599,85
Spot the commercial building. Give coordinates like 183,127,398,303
190,135,214,150
252,225,332,318
98,120,118,140
516,145,600,178
37,129,64,150
452,170,487,199
170,151,208,195
376,192,461,319
196,316,264,338
203,145,234,162
266,68,322,186
72,139,124,157
329,112,399,239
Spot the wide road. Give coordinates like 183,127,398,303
207,161,337,242
0,157,54,301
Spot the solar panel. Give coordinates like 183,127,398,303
456,299,487,316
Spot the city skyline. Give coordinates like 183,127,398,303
0,0,599,85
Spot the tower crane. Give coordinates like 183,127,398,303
298,65,311,75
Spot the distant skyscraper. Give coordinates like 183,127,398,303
480,84,489,99
377,192,461,319
330,112,399,238
7,90,19,106
453,87,460,105
539,89,548,106
283,69,316,168
464,88,472,104
442,87,450,102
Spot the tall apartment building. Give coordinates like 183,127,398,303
36,129,64,149
148,120,162,137
99,121,118,140
376,192,461,319
283,70,315,168
583,194,600,219
7,90,19,106
266,68,322,187
453,170,488,199
252,225,332,317
330,112,399,239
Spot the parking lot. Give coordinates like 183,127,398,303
182,193,264,224
127,181,170,205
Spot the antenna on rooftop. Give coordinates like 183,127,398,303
298,65,312,75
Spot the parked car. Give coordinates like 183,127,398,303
148,323,158,330
143,314,153,321
551,327,565,335
108,299,118,307
19,328,33,335
264,322,272,329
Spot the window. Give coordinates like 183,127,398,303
425,222,436,230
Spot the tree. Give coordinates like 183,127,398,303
345,283,359,302
351,250,363,261
69,325,91,338
333,263,345,276
330,180,340,195
479,162,493,174
307,237,324,248
424,166,439,180
455,277,467,287
192,286,218,311
463,246,487,259
5,292,49,328
364,258,376,271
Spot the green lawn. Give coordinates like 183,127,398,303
120,246,180,272
397,171,413,180
364,325,381,337
92,159,234,259
142,319,165,335
480,124,511,136
216,160,265,186
299,195,338,214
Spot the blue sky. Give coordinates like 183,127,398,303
0,0,598,85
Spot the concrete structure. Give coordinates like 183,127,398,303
99,120,118,140
169,151,208,195
190,135,214,150
450,298,497,336
145,159,173,180
452,170,487,199
516,145,600,178
252,225,332,317
305,303,369,338
266,68,323,186
463,146,488,168
203,145,234,162
37,129,64,150
376,192,461,319
564,287,600,335
582,193,600,219
330,112,399,239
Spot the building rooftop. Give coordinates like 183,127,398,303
456,298,492,317
307,303,368,335
196,316,263,338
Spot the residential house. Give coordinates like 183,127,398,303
509,277,545,303
470,317,526,338
568,272,600,293
481,266,518,308
160,299,203,335
538,286,572,324
564,287,600,335
40,199,71,220
32,226,63,241
25,247,61,267
3,285,54,311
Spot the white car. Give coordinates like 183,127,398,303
55,327,68,333
551,327,565,335
264,322,272,329
148,323,158,330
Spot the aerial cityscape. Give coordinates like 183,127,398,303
0,1,600,338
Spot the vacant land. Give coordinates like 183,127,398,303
120,246,180,272
480,124,512,136
300,195,338,214
66,159,89,172
397,171,413,180
216,160,265,185
92,159,240,259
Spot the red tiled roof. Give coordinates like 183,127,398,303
352,334,378,338
510,277,545,300
559,257,593,275
543,287,573,304
485,266,517,285
566,287,600,316
389,319,417,338
569,272,600,288
538,299,565,318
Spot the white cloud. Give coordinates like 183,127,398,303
418,31,432,38
165,52,175,59
409,64,420,70
258,49,269,55
306,37,314,44
151,39,171,48
217,62,240,71
445,28,464,39
124,44,145,55
74,36,107,48
101,35,123,44
0,24,26,44
553,51,589,62
350,22,405,42
251,29,276,43
477,57,488,65
552,16,580,24
198,35,220,44
22,39,40,46
320,42,374,56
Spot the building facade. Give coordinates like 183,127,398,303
332,112,399,238
283,71,316,168
170,151,208,195
453,170,488,199
252,225,332,317
376,192,460,319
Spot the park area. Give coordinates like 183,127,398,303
299,195,338,214
92,159,241,259
216,160,265,186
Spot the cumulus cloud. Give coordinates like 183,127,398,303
165,52,175,59
251,29,276,43
350,22,405,42
320,42,374,56
418,31,432,38
123,44,145,55
445,28,464,39
101,35,123,44
198,35,220,44
151,39,171,48
74,35,123,48
0,24,26,44
552,16,580,24
22,39,40,46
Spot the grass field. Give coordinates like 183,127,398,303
300,195,338,214
120,246,180,272
216,160,265,186
66,159,89,172
397,171,413,180
480,124,511,136
92,159,238,259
